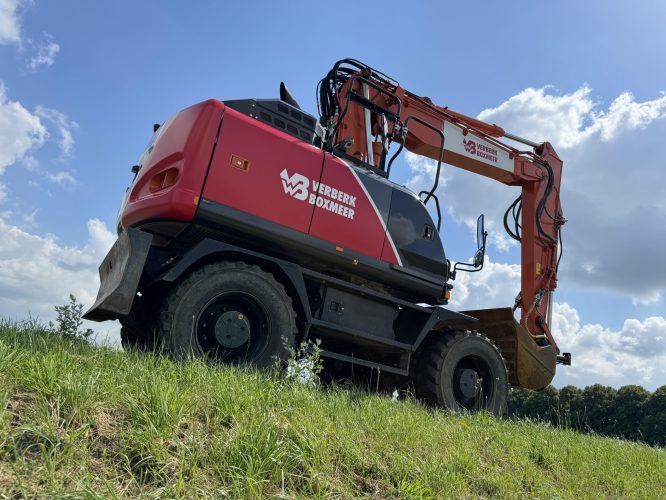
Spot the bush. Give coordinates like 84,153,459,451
284,338,323,387
49,294,93,342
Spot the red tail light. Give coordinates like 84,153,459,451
149,167,179,193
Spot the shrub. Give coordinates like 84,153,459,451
49,294,93,342
284,338,323,387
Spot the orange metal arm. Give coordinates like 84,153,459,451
331,73,565,348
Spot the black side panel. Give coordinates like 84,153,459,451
187,199,445,301
355,169,392,225
319,287,398,339
386,189,447,277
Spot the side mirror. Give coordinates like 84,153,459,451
473,214,487,268
450,213,488,280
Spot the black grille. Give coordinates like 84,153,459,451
225,98,317,143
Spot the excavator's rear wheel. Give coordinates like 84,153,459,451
412,330,508,416
120,325,149,351
158,261,297,368
119,292,160,351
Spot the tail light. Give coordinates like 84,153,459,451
148,167,179,193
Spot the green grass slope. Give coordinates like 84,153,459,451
0,322,664,499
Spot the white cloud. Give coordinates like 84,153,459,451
0,0,61,70
408,85,666,303
0,81,46,173
35,106,78,156
27,35,60,70
448,256,521,311
20,207,37,228
0,217,120,342
0,0,22,44
594,91,666,141
552,302,666,391
47,170,76,186
0,84,78,199
477,87,666,148
479,86,666,303
21,154,39,171
478,86,598,148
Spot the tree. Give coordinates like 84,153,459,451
609,385,649,440
641,386,666,446
513,385,559,424
581,384,617,435
508,382,665,447
508,387,532,419
557,385,585,430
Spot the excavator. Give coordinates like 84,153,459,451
84,59,570,415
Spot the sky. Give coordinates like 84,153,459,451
0,0,665,390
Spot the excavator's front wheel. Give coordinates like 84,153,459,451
412,330,508,416
159,261,297,368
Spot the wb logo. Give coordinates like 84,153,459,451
280,169,309,201
463,139,477,155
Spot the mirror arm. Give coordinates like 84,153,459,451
449,218,488,280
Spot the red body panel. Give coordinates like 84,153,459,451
203,107,400,264
309,155,391,262
202,107,323,234
121,100,224,229
121,101,402,266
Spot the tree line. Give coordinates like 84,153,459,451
508,384,666,446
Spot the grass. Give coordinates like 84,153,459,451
0,320,664,498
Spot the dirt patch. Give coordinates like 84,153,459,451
92,409,120,440
5,392,37,428
0,467,15,491
87,409,128,491
353,474,398,499
89,407,125,462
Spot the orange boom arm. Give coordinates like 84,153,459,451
325,63,565,349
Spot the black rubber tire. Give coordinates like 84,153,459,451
120,325,147,351
159,261,297,369
119,292,161,352
412,330,508,416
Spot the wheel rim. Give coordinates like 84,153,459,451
452,355,495,410
195,291,271,363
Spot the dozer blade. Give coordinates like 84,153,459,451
449,307,557,390
83,228,153,322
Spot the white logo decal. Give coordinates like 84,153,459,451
443,122,514,173
279,168,356,219
280,168,309,200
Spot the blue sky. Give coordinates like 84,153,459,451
1,1,665,389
